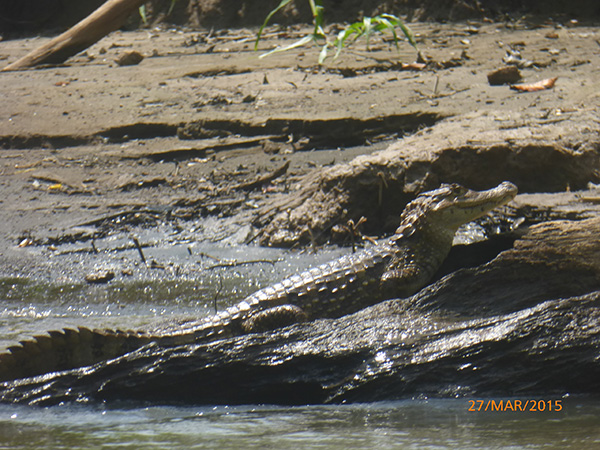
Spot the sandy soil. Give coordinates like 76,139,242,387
0,18,599,282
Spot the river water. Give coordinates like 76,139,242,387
1,399,599,449
1,241,599,448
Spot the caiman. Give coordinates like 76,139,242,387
0,181,517,382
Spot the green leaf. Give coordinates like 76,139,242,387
376,17,400,50
139,5,147,25
313,2,325,28
318,43,331,64
255,0,294,51
362,17,374,50
259,34,314,59
334,29,348,59
167,0,177,16
255,2,419,65
381,13,418,50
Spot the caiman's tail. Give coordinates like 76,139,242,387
0,327,160,382
0,315,235,382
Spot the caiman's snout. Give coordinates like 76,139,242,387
455,181,517,206
428,181,518,228
464,181,518,210
494,181,518,201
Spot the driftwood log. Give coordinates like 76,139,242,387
1,217,599,406
2,0,146,71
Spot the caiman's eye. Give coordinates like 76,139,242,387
449,184,467,195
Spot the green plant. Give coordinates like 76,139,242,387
255,0,329,63
255,0,418,64
333,14,417,59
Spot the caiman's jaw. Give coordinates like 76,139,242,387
429,181,518,228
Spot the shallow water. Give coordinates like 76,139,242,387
0,243,350,348
1,399,599,449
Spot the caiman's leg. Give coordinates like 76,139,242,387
379,265,431,300
241,305,308,333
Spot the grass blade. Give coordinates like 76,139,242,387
318,43,329,64
381,13,418,50
376,16,400,50
255,0,293,51
259,34,314,59
167,0,177,16
139,5,147,25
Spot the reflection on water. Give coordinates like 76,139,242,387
0,399,598,449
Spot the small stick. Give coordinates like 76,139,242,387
213,275,223,314
229,161,290,191
206,258,279,270
131,236,146,265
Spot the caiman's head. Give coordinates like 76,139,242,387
396,181,518,239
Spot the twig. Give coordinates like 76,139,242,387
54,241,152,256
197,251,222,261
131,236,146,265
213,274,223,314
206,258,280,270
73,208,163,228
244,228,264,245
228,161,290,192
414,86,469,100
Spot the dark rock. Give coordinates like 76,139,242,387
84,269,114,284
487,66,521,85
115,51,144,67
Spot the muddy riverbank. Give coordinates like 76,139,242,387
1,16,599,286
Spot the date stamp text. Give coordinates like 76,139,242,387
468,399,562,412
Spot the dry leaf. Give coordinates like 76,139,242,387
401,62,426,70
510,77,557,92
17,238,34,248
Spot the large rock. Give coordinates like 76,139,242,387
2,217,599,406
